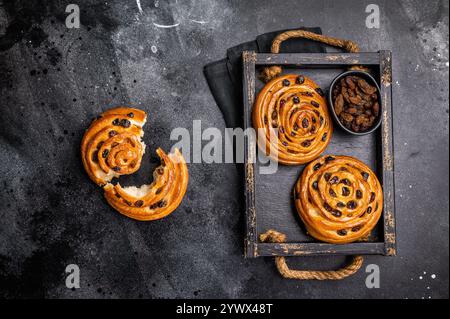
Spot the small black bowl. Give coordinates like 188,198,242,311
328,70,382,136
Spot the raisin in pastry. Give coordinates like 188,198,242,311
253,74,333,165
294,155,383,243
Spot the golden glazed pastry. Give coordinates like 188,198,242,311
104,148,188,221
81,107,188,221
81,107,147,186
294,155,383,244
253,74,333,165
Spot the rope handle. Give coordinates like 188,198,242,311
261,29,367,82
260,230,363,280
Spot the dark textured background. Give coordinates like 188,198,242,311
0,0,448,299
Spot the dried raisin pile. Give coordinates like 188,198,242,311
332,75,380,133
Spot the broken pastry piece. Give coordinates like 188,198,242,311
104,148,188,221
81,107,188,221
81,107,147,186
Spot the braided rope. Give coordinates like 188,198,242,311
261,30,368,82
260,229,364,280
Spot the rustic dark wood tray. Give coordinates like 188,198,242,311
242,51,396,258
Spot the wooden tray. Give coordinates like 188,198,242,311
242,51,396,258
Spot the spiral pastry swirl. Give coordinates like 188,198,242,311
253,74,333,165
104,148,188,221
81,107,147,186
294,155,383,244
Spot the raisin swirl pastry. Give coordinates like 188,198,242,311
294,155,383,244
81,107,189,221
253,74,333,165
104,148,188,221
81,107,147,186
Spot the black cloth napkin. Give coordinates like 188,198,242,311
204,27,326,129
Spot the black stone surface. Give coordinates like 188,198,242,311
0,0,448,299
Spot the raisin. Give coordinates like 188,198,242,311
356,114,367,126
361,172,369,181
124,200,132,206
347,107,357,114
324,173,332,181
91,151,99,162
313,163,322,171
310,125,316,133
112,118,120,125
366,206,373,214
282,141,288,147
329,189,337,197
373,102,380,116
348,95,363,106
352,225,362,232
296,76,305,84
135,200,144,207
337,229,347,236
128,112,134,118
311,101,320,108
347,201,357,209
293,123,299,131
120,119,131,128
109,130,117,137
102,149,109,158
301,140,311,147
342,187,350,196
370,192,376,203
312,181,318,190
282,79,290,86
356,190,363,199
271,110,278,120
155,187,163,195
302,118,309,128
158,200,167,208
112,166,121,172
293,96,300,104
332,209,342,217
334,94,344,115
329,176,339,184
357,78,377,95
340,178,351,186
321,133,327,141
315,88,324,96
324,202,332,212
279,99,285,107
337,202,346,208
325,156,335,163
345,76,356,90
341,112,354,123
